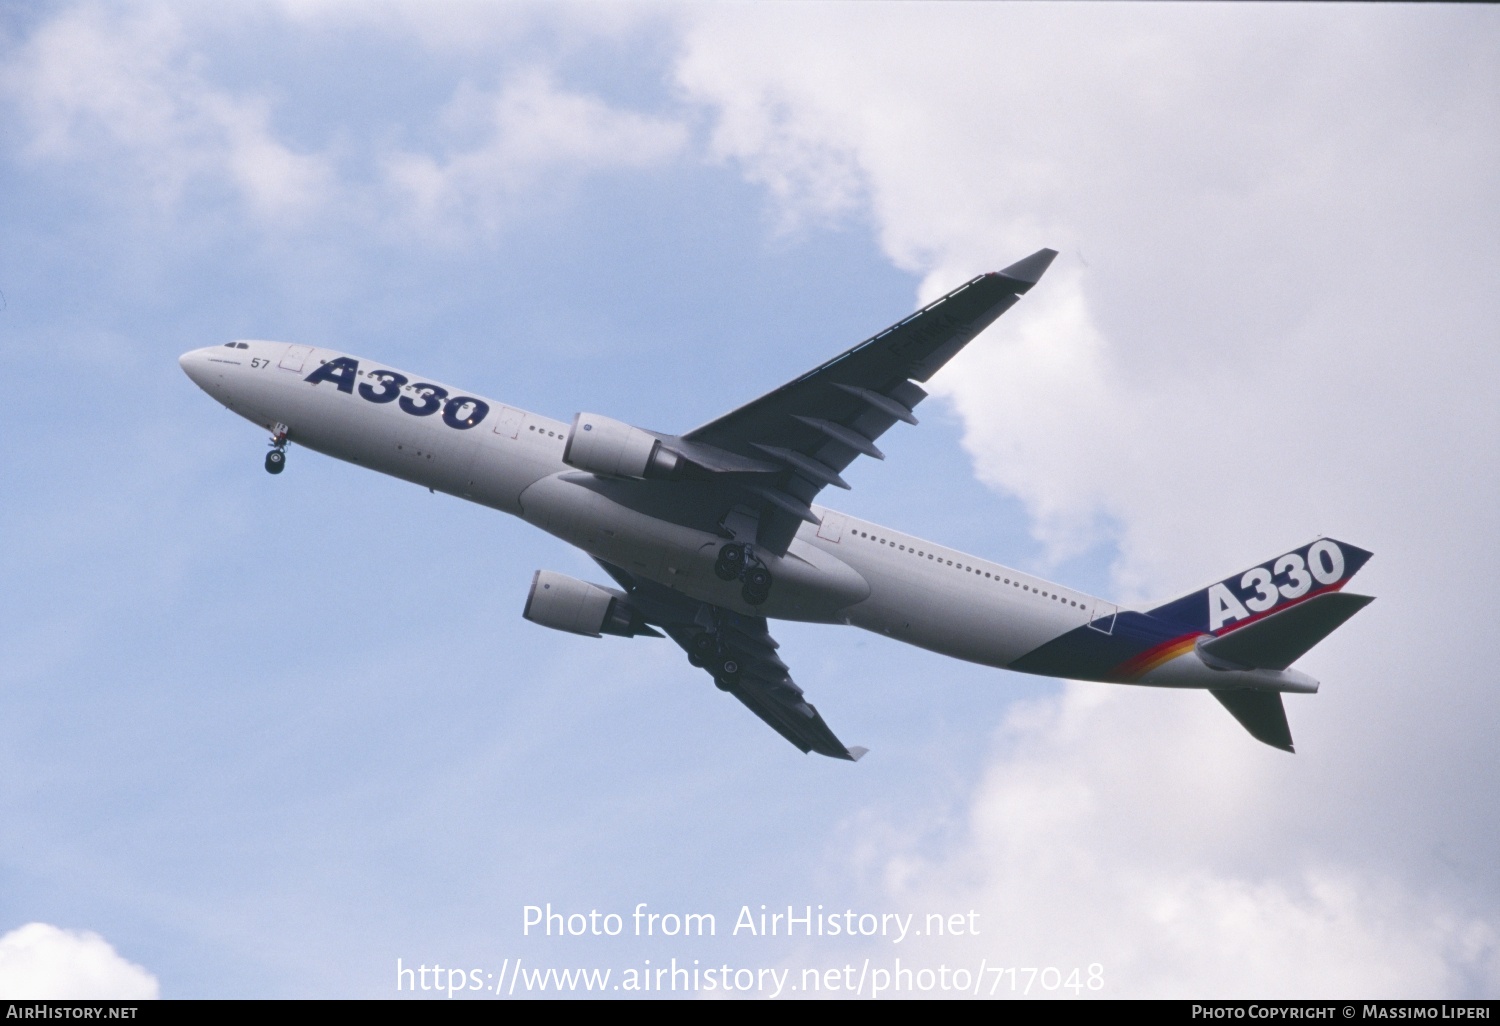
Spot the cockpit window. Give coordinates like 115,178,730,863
236,342,249,349
224,342,236,347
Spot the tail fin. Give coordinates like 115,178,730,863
1150,537,1373,636
1153,538,1374,753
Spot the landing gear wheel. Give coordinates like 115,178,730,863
688,633,717,668
741,566,772,605
714,543,747,581
715,656,741,687
266,423,289,475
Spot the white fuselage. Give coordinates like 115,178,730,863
180,340,1304,694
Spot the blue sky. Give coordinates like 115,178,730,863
1,1,1497,999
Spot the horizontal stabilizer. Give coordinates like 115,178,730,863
1212,690,1294,752
1199,592,1374,671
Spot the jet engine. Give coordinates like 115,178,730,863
562,413,683,480
522,570,658,638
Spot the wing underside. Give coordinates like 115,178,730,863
679,249,1057,554
595,559,866,761
550,252,1060,758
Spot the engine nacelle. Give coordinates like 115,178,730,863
522,570,652,638
563,413,682,480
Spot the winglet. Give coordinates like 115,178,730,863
996,248,1059,291
844,746,870,762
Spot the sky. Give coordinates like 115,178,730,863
1,0,1497,1000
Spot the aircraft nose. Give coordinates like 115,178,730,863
178,347,212,388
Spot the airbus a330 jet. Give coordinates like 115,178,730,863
180,249,1373,761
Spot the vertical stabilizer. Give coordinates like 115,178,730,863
1150,538,1372,635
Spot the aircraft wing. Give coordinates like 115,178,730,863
594,559,866,761
681,248,1057,553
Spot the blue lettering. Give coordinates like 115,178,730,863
400,383,447,417
442,396,489,430
359,369,407,404
304,356,359,393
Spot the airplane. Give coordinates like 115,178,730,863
179,249,1373,761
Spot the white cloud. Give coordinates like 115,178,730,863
679,5,1500,582
0,923,159,1000
265,0,658,53
3,5,688,240
678,3,1500,997
383,68,688,239
3,4,333,220
865,687,1500,997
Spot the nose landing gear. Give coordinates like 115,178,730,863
265,424,289,474
713,542,775,606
